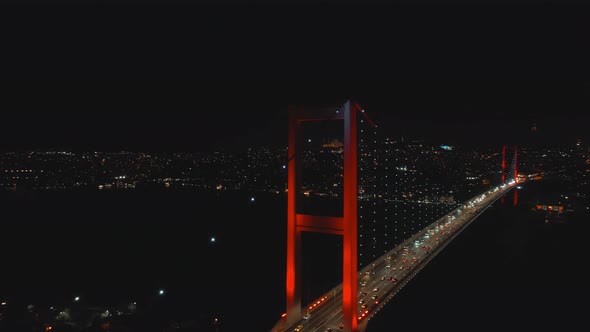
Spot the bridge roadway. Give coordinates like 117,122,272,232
271,180,519,332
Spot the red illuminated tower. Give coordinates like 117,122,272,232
501,145,518,183
513,145,518,181
501,145,519,206
286,100,359,332
513,145,519,206
501,145,507,183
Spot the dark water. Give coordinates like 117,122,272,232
367,179,590,331
1,189,290,331
2,179,588,332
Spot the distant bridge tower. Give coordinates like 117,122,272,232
501,145,518,183
511,145,519,206
513,145,518,181
286,100,359,332
501,145,519,206
501,145,507,183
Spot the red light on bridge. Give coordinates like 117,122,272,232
308,296,329,310
281,313,287,319
358,310,370,321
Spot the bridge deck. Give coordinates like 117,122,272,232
271,181,519,332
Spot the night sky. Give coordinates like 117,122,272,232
2,3,589,152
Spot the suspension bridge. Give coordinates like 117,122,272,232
271,100,524,332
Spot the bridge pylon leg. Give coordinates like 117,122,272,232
342,100,358,332
286,105,302,324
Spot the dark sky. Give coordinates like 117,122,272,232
1,3,589,152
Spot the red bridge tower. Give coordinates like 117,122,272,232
286,100,359,332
